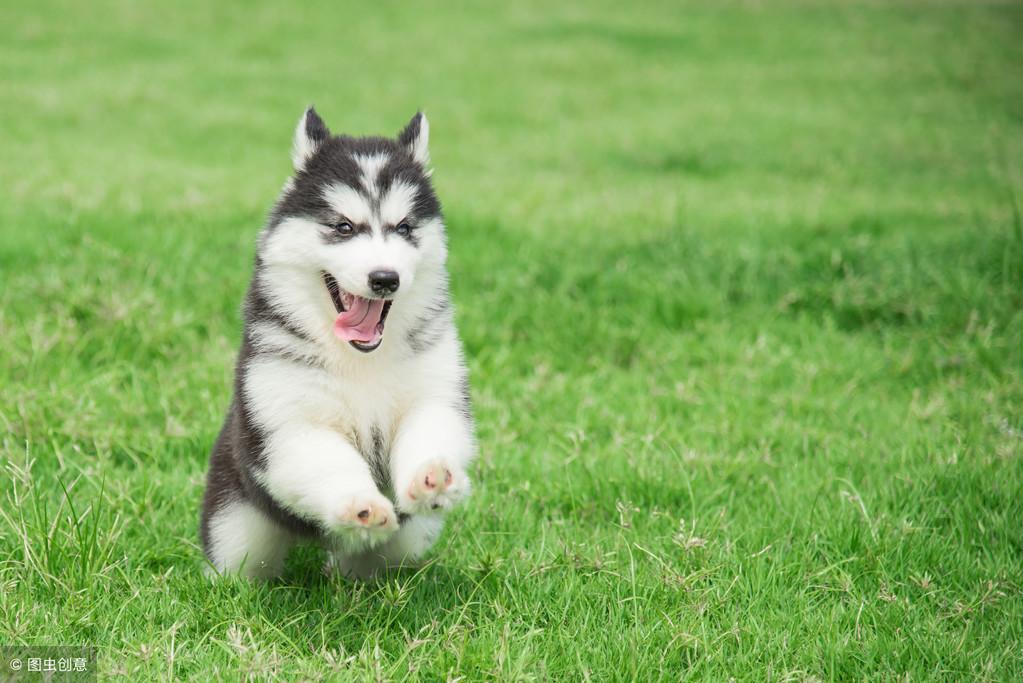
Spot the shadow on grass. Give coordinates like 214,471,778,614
257,549,495,645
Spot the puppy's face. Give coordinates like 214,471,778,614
262,109,446,353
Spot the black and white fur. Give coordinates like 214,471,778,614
200,108,475,580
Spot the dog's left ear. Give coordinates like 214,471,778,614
398,112,430,167
292,106,331,172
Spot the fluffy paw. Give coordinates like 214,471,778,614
398,460,469,514
328,490,399,548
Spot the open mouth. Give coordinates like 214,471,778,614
323,272,393,352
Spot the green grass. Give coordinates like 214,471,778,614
2,0,1022,679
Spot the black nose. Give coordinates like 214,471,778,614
368,270,400,295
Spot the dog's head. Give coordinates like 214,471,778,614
261,108,445,353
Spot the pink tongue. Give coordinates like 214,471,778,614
333,296,385,344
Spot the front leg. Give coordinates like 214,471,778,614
392,402,475,516
257,426,398,551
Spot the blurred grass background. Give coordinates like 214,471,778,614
1,0,1022,679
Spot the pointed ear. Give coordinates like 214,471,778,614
292,106,330,172
397,112,430,167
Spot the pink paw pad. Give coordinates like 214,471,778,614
336,493,398,532
403,461,467,512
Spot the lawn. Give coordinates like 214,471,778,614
1,0,1022,679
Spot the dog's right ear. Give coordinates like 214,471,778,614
291,106,330,172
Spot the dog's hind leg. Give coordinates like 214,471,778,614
203,500,293,580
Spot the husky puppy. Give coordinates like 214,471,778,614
200,108,475,579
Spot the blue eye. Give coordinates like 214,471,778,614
396,222,412,237
333,221,354,236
